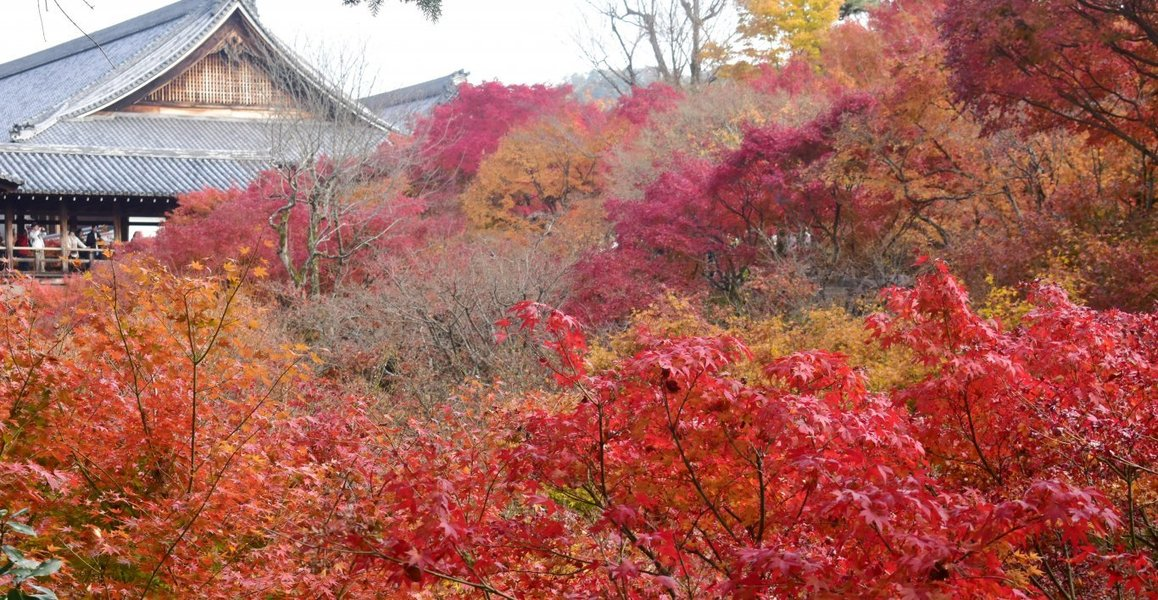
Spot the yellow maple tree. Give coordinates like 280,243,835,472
462,111,603,232
721,0,844,77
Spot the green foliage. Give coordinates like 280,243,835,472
341,0,441,19
0,510,60,600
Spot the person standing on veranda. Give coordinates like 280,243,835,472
65,229,86,257
28,224,46,272
64,229,87,271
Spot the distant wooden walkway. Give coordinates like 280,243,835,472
2,246,110,281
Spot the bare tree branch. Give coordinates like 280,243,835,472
578,0,732,88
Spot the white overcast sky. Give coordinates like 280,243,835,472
0,0,602,93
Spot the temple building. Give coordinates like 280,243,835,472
362,69,466,132
0,0,461,274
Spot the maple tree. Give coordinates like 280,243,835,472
870,261,1158,596
608,82,684,129
262,161,416,296
0,256,314,595
462,104,606,232
604,66,840,205
841,0,1158,309
819,1,998,273
940,0,1158,211
3,208,1155,599
413,82,572,186
573,90,868,323
146,165,426,295
7,0,1155,596
141,186,264,274
297,266,1151,597
724,0,844,76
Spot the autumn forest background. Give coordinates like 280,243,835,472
1,0,1156,597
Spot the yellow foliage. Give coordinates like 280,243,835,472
588,293,720,372
978,274,1032,328
591,293,922,391
463,113,602,232
730,305,923,391
722,0,843,76
1003,550,1045,590
1033,243,1091,304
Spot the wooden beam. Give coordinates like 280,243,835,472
116,104,295,119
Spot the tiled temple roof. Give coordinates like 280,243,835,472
0,0,456,197
0,171,22,191
361,70,465,132
0,147,263,196
0,0,210,135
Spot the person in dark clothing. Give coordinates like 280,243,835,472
84,228,103,264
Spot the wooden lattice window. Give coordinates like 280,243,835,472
145,50,294,108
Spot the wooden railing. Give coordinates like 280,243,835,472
2,246,112,277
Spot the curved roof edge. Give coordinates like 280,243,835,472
0,0,212,80
0,171,23,190
11,0,390,142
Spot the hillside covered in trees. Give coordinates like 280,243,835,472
0,0,1155,597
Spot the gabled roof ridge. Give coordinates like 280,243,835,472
14,1,239,140
14,0,390,141
0,0,213,80
235,4,392,131
361,70,467,107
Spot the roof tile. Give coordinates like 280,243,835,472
0,0,454,199
0,150,263,196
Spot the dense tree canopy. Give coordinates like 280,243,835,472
940,0,1158,211
413,82,572,185
2,260,1152,597
2,0,1155,597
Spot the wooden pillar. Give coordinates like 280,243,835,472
59,202,69,274
3,196,12,270
112,202,124,244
